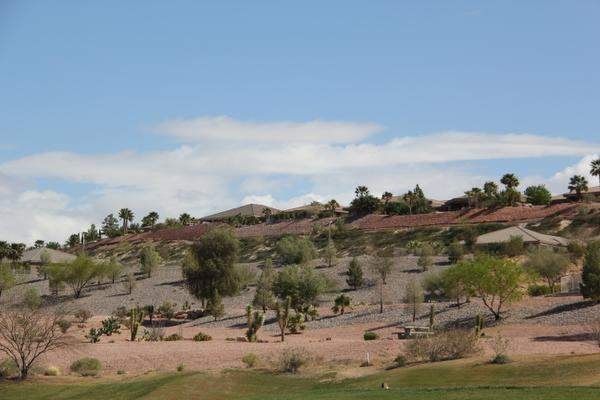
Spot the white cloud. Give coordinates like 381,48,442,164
544,154,599,193
1,119,600,245
154,116,384,144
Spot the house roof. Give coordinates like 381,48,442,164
281,204,348,214
20,247,77,264
475,225,569,246
200,204,280,221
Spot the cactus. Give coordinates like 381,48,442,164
429,304,435,329
245,305,265,342
275,296,291,342
129,306,145,341
475,313,484,335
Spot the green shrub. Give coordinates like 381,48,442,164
502,236,525,257
74,308,92,323
242,353,259,368
117,369,126,375
393,355,407,367
57,319,72,333
0,359,18,378
176,363,185,372
527,284,550,297
44,366,60,376
363,331,378,341
164,333,183,341
193,332,212,341
491,354,510,364
275,236,317,265
567,241,586,260
288,313,306,334
86,328,102,343
100,317,120,336
70,357,102,376
279,348,308,373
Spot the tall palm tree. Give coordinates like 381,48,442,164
591,158,600,187
118,208,134,233
483,181,498,198
500,173,520,189
326,199,340,217
142,211,159,227
179,213,192,226
568,175,589,201
465,187,484,208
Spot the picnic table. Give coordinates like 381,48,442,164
393,325,434,339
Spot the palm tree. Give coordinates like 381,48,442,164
355,186,370,198
500,173,519,189
465,187,484,208
326,199,340,217
568,175,589,201
0,241,10,263
261,208,272,223
381,191,393,204
483,181,498,198
591,158,600,187
118,208,134,233
179,213,192,226
142,211,159,227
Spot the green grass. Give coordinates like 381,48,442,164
2,355,599,400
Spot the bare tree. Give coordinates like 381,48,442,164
0,307,65,379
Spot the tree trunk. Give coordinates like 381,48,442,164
281,330,285,342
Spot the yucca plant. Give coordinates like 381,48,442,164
245,305,265,342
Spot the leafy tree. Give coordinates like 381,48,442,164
524,185,552,205
591,158,600,186
101,214,121,238
34,240,45,248
66,234,80,248
346,257,364,290
179,213,192,226
141,211,160,228
206,290,225,320
103,258,124,284
417,243,434,271
23,287,42,310
0,264,15,299
273,265,326,313
581,241,600,302
467,255,523,320
0,308,64,379
85,224,100,242
568,175,589,201
441,261,474,307
0,241,10,263
447,241,464,264
38,250,51,280
349,186,380,215
483,181,499,198
140,245,162,278
182,229,240,308
275,236,317,265
332,294,351,315
524,248,569,293
48,255,103,298
252,259,276,312
322,238,337,268
404,277,423,322
118,208,134,233
503,235,525,257
46,242,61,250
371,251,393,285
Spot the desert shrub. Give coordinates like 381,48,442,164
447,242,464,264
193,332,212,341
405,330,479,363
158,300,176,320
176,363,185,372
100,317,120,336
164,333,183,341
275,236,317,265
527,284,550,297
235,264,257,290
242,353,259,368
490,334,511,364
74,309,92,323
23,287,42,309
44,366,60,376
288,313,306,334
57,319,72,334
393,355,407,368
491,354,510,364
502,236,525,257
142,325,166,341
0,359,18,378
567,241,586,261
86,328,103,343
140,245,162,278
363,331,378,341
70,357,102,376
117,369,126,375
279,348,308,373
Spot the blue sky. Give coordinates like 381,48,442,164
0,1,599,244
